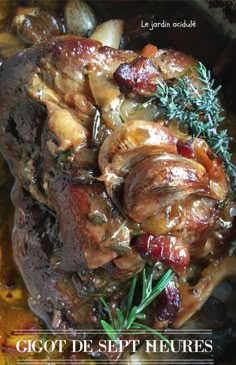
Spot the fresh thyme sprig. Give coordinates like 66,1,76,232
100,268,174,344
156,62,236,193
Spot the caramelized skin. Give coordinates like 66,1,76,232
98,120,179,195
114,56,162,95
124,154,210,222
141,196,219,243
151,49,197,80
134,234,190,273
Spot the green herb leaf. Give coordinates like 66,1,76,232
100,268,174,343
116,308,125,327
88,211,107,224
100,320,118,342
100,296,114,326
155,62,236,194
137,269,174,313
132,322,170,345
126,274,138,319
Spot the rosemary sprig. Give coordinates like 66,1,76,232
156,62,236,193
100,268,174,344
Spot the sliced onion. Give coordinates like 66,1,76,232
88,72,122,129
120,98,159,122
89,72,121,108
48,108,87,151
90,19,124,48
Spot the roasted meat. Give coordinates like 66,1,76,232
0,35,235,339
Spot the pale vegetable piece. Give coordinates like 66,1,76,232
90,19,124,48
64,0,97,36
0,32,25,58
48,108,87,151
120,98,159,122
89,73,121,108
29,73,61,105
28,73,87,151
89,72,122,129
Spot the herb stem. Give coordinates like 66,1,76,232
100,268,174,342
155,62,236,194
137,269,174,313
132,322,171,345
